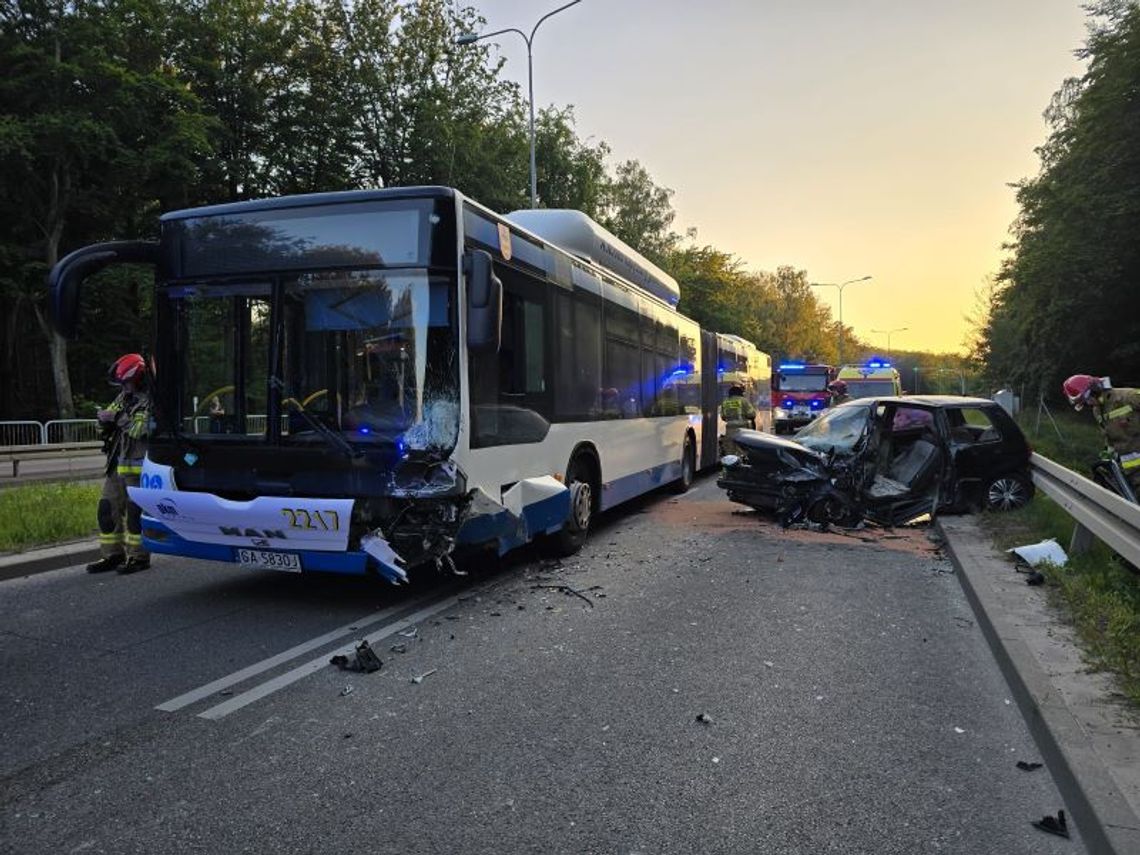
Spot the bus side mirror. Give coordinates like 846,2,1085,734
47,240,160,339
465,249,502,353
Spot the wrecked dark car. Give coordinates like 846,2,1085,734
716,396,1034,527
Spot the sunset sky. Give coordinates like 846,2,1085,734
466,0,1091,354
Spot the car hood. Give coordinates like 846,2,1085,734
730,430,826,468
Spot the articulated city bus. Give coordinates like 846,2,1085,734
50,187,732,583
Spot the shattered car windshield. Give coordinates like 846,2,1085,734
280,270,458,452
794,404,871,454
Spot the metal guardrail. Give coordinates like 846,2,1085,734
1030,452,1140,567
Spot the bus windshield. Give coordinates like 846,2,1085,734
169,269,458,451
778,372,828,392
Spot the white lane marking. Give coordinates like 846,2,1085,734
197,595,461,720
156,593,440,712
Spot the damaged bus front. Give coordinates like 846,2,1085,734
49,187,706,583
50,190,487,582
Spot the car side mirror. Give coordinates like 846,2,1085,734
464,249,502,353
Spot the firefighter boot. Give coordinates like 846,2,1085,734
86,555,125,574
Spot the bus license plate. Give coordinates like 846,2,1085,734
236,548,301,572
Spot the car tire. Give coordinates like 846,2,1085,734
672,435,695,494
983,472,1034,512
550,455,596,556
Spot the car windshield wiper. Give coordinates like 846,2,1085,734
283,397,361,460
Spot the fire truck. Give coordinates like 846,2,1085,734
773,362,834,434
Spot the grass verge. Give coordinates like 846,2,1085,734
0,481,101,553
1016,406,1104,472
979,495,1140,707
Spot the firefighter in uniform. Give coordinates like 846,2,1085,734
829,379,850,405
1063,374,1140,492
86,353,153,574
721,384,758,432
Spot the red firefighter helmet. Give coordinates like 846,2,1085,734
1062,374,1102,410
829,379,847,396
110,353,146,385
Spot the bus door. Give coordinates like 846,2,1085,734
700,330,719,468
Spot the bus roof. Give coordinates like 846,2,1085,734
505,209,679,307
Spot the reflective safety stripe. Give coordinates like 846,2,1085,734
117,464,143,475
1107,404,1134,420
1121,453,1140,470
125,533,143,545
98,533,123,543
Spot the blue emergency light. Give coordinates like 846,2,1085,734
779,362,805,371
866,358,891,369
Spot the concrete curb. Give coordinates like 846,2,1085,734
939,515,1140,855
0,541,100,582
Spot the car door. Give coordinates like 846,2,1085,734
945,404,1014,502
864,402,943,524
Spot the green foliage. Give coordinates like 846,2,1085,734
1015,405,1105,472
0,0,906,418
982,494,1140,706
0,480,101,552
976,2,1140,401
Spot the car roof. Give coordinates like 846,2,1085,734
835,395,998,408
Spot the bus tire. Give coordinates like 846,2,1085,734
550,454,596,557
672,434,695,494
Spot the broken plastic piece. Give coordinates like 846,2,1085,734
329,640,383,674
1016,761,1043,772
411,668,437,684
1031,809,1068,838
696,713,713,725
1008,539,1068,568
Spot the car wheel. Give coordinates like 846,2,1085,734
984,472,1034,511
550,455,595,556
672,435,695,494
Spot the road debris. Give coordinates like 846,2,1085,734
339,685,354,697
1016,761,1044,772
695,713,713,725
953,726,965,734
1008,539,1068,568
390,643,408,654
411,669,438,685
533,583,595,608
1031,809,1069,838
398,626,419,639
329,640,383,674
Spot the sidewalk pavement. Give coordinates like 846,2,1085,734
939,514,1140,855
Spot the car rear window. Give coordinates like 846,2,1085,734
949,407,1002,443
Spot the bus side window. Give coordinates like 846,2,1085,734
469,262,551,447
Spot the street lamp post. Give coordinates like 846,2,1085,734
809,275,872,365
870,326,908,357
913,366,920,394
456,0,582,209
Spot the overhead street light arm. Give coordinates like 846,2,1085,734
809,275,873,364
454,1,582,208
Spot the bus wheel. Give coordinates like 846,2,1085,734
672,435,695,494
551,457,595,556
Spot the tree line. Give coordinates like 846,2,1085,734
2,0,874,421
972,0,1140,404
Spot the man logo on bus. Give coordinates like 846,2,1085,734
156,498,179,519
219,526,287,540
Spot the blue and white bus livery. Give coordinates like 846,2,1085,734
49,187,712,583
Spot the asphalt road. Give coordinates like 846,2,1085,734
0,476,1085,854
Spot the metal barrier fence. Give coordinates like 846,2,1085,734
45,419,101,443
0,421,46,446
1030,452,1140,568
